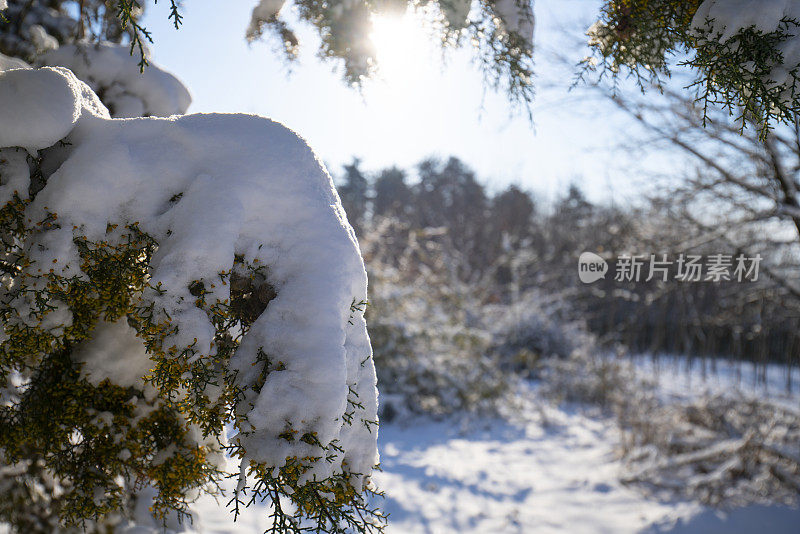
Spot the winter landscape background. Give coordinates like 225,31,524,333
1,0,800,532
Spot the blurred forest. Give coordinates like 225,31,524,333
335,89,800,418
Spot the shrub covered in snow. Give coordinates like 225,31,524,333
540,349,800,508
0,65,382,532
362,219,511,420
620,394,800,507
537,349,646,410
488,291,588,375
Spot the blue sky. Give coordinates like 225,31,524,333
141,0,657,203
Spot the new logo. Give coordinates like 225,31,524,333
578,252,608,284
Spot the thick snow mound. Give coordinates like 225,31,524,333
0,67,377,490
0,66,81,150
41,43,191,118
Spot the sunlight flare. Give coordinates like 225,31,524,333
369,10,437,85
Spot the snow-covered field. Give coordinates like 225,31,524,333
376,410,697,533
192,355,800,533
630,354,799,406
376,412,798,534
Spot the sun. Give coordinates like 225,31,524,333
369,11,436,86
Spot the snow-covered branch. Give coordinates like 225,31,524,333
0,64,381,532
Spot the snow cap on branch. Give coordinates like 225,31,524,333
0,66,378,495
40,43,191,118
0,67,82,150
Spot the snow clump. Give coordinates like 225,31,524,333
40,43,192,117
0,65,378,492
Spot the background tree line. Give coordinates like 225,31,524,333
337,148,800,382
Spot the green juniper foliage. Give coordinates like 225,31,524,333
583,0,800,136
0,149,385,532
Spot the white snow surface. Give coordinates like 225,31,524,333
40,43,191,118
0,67,82,150
73,320,157,390
0,68,378,488
28,24,59,54
374,410,798,533
373,359,799,533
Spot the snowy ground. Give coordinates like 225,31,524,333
192,355,799,533
630,353,799,407
376,410,697,534
373,356,800,533
375,411,798,534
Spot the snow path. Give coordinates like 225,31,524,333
371,356,800,534
374,404,799,533
376,409,694,534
